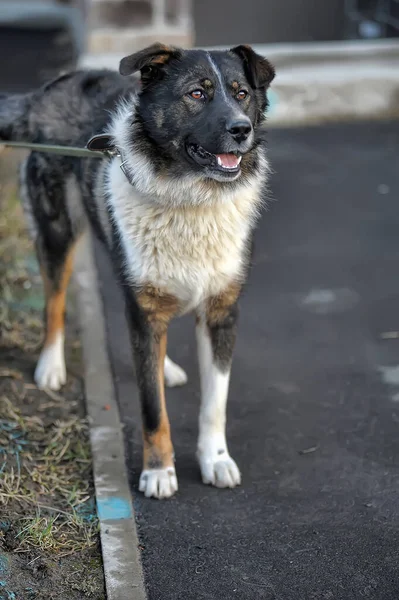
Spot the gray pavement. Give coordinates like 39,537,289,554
96,120,399,600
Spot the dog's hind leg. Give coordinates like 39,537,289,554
34,240,76,390
164,355,187,387
20,155,84,391
196,285,242,489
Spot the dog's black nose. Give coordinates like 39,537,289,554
226,120,252,142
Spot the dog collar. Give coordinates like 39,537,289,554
119,150,135,186
86,134,134,186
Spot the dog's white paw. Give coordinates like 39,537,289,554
139,467,178,499
164,356,188,388
198,451,241,488
34,335,66,391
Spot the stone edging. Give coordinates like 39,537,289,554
74,232,147,600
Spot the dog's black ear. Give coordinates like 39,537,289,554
119,42,181,83
230,45,275,89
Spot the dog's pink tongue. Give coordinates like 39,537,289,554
216,153,239,168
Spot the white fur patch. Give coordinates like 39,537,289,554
196,319,241,488
34,331,66,391
107,160,261,312
164,355,187,387
139,466,178,499
207,52,230,103
200,454,242,488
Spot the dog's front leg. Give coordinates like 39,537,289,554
196,285,242,488
124,286,178,499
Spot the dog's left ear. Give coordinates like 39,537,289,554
119,42,181,83
230,45,275,89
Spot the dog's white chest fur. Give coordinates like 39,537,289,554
107,160,262,311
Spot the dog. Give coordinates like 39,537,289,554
0,43,275,498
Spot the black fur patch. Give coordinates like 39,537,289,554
125,294,161,434
208,303,240,373
110,218,161,435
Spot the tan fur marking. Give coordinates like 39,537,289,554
41,245,75,347
151,46,174,65
142,330,174,470
156,43,174,52
152,56,168,65
206,282,241,326
137,285,179,332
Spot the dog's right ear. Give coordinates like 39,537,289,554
119,42,182,84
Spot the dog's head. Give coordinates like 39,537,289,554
118,43,274,185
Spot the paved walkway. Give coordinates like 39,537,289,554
96,120,399,600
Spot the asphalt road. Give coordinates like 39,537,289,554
96,120,399,600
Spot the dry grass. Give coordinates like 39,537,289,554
0,374,99,557
0,150,99,558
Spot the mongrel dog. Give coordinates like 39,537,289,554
0,43,275,498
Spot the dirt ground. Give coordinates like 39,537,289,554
0,149,105,599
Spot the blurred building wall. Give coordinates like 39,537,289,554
194,0,346,46
88,0,192,53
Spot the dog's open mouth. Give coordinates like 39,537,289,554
186,143,242,175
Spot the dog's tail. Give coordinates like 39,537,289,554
0,92,33,142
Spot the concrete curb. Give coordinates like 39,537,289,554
79,39,399,126
74,231,147,600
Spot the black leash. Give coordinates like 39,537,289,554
1,135,136,184
1,140,108,159
0,133,119,159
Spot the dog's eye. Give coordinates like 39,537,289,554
236,90,248,100
189,90,204,100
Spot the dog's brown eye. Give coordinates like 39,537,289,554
236,90,248,100
190,90,204,100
